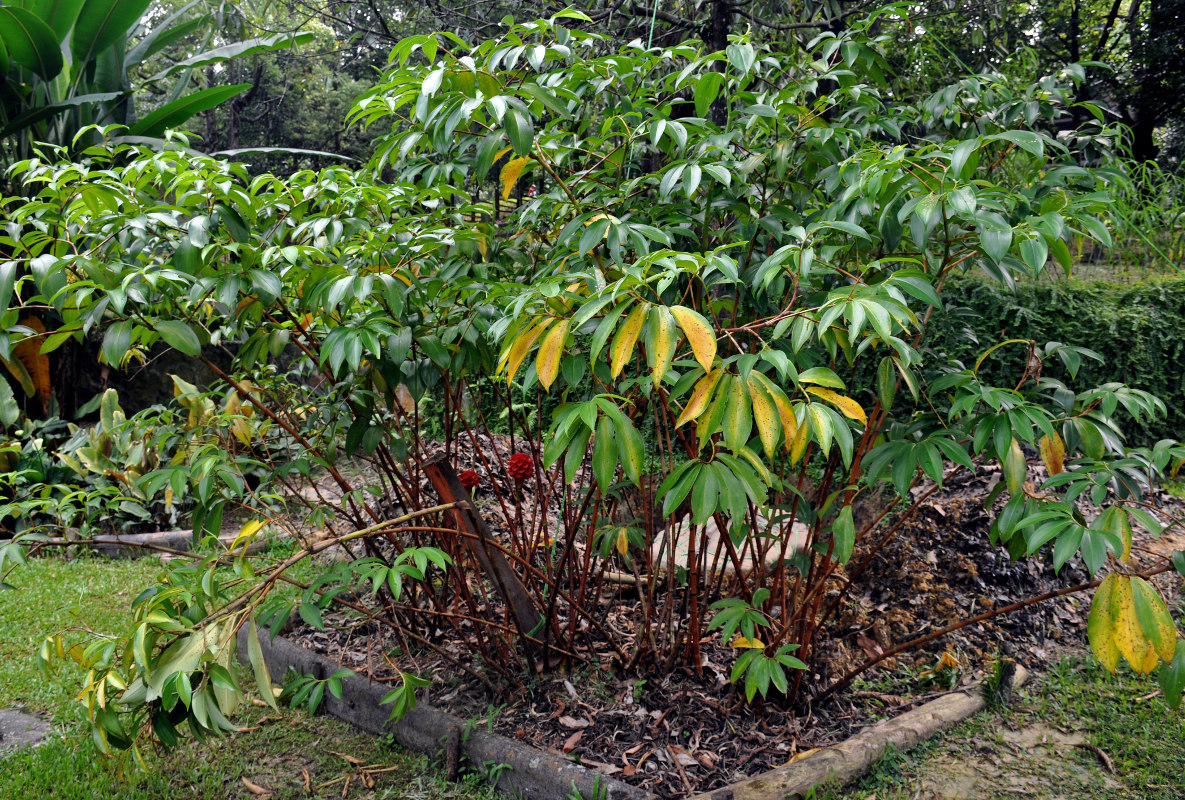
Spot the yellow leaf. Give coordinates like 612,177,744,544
648,306,677,385
747,373,781,459
1088,574,1120,673
1003,437,1027,495
677,369,723,427
500,318,550,385
1139,642,1160,674
669,305,716,373
804,387,867,424
783,748,819,765
535,318,569,391
500,156,533,200
790,414,811,465
231,519,267,554
1110,575,1147,672
610,304,648,379
1038,432,1065,475
731,636,765,649
616,528,630,557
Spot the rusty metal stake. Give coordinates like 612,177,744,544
423,454,542,649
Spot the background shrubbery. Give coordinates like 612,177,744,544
931,276,1185,445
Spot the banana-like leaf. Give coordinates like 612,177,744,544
13,0,86,42
0,7,64,79
124,0,204,67
0,91,123,138
129,83,250,137
211,146,357,162
145,32,316,85
71,0,151,66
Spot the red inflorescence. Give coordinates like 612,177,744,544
507,452,534,482
458,469,481,490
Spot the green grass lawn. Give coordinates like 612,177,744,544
827,656,1185,800
0,555,494,800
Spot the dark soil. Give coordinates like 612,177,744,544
286,459,1185,798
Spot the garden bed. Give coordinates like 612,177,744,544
278,459,1180,797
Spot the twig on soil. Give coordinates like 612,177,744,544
1076,742,1115,773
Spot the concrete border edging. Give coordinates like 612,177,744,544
239,625,1026,800
235,626,654,800
690,665,1029,800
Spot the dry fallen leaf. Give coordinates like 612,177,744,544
563,731,583,753
241,777,271,796
558,715,590,729
856,633,883,659
668,745,699,768
331,751,366,765
302,769,311,795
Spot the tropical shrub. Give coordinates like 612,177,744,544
4,10,1185,762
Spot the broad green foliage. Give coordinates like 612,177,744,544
4,10,1185,760
0,0,313,163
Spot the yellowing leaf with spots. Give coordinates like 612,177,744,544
747,373,781,459
722,373,753,452
1132,576,1178,663
731,636,765,649
1110,575,1150,672
500,318,550,385
669,305,716,373
610,304,648,379
500,156,533,200
751,371,797,449
677,369,722,427
1088,573,1121,673
535,319,569,391
804,386,866,424
648,306,677,385
1038,432,1065,475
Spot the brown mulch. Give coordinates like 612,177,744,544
286,455,1185,798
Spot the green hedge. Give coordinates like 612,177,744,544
926,276,1185,446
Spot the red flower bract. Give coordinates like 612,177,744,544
507,452,533,482
458,469,481,490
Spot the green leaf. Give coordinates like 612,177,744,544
0,7,64,79
949,138,980,179
102,320,133,366
71,0,151,66
129,84,252,137
154,321,202,356
694,71,724,118
978,213,1013,262
503,107,534,156
833,504,855,564
797,366,844,389
988,129,1044,157
592,415,617,493
247,617,278,710
1159,645,1185,710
